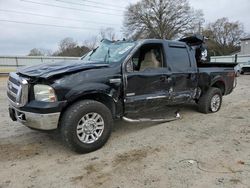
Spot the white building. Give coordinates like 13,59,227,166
240,35,250,55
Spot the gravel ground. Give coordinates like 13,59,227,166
0,75,250,188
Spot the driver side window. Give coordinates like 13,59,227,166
126,43,164,72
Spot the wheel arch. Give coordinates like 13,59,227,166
59,92,117,126
211,80,226,95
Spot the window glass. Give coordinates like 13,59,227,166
126,44,164,72
82,40,136,63
139,49,162,71
168,47,190,72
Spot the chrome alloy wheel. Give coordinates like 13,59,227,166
210,94,221,112
76,112,105,144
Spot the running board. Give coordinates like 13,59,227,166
122,112,181,123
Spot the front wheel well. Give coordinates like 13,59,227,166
211,81,225,95
60,93,116,122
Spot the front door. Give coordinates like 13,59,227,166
124,43,173,115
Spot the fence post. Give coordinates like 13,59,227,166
234,54,238,63
15,57,19,67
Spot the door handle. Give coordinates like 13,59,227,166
160,76,172,82
167,77,172,82
160,76,166,82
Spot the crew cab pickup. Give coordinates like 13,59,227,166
7,35,236,153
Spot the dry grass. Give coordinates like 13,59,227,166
0,67,17,73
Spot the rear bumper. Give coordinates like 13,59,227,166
9,104,60,130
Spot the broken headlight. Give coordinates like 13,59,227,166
34,84,57,102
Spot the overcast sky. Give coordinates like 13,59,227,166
0,0,249,55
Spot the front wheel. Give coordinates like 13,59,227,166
60,100,113,153
198,87,222,114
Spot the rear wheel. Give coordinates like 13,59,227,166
198,87,222,114
60,100,113,153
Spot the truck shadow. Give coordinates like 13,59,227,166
113,103,198,135
0,103,198,157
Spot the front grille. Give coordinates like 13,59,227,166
7,72,28,107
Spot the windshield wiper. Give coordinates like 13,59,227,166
88,47,99,60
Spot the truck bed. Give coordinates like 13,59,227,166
197,63,236,96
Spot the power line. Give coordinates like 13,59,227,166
0,9,119,26
0,19,104,30
54,0,124,12
76,0,125,9
20,0,123,16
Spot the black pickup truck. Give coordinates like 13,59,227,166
7,35,236,153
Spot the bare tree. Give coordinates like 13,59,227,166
28,48,52,56
83,36,99,50
188,9,205,34
55,37,90,57
100,27,116,40
123,0,204,39
59,37,78,53
203,17,244,55
205,17,244,47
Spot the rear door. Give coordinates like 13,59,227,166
164,42,198,103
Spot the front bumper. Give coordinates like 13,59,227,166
242,67,250,72
9,104,60,130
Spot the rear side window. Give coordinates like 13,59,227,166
167,46,190,72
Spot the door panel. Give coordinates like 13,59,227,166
124,42,174,115
171,72,197,103
164,44,198,104
125,70,166,114
161,70,174,104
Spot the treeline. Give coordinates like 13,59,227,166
28,27,116,57
29,0,248,57
123,0,246,56
28,38,90,57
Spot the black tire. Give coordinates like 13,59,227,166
60,100,113,153
198,87,222,114
240,71,244,75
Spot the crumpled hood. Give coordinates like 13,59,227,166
17,60,109,79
